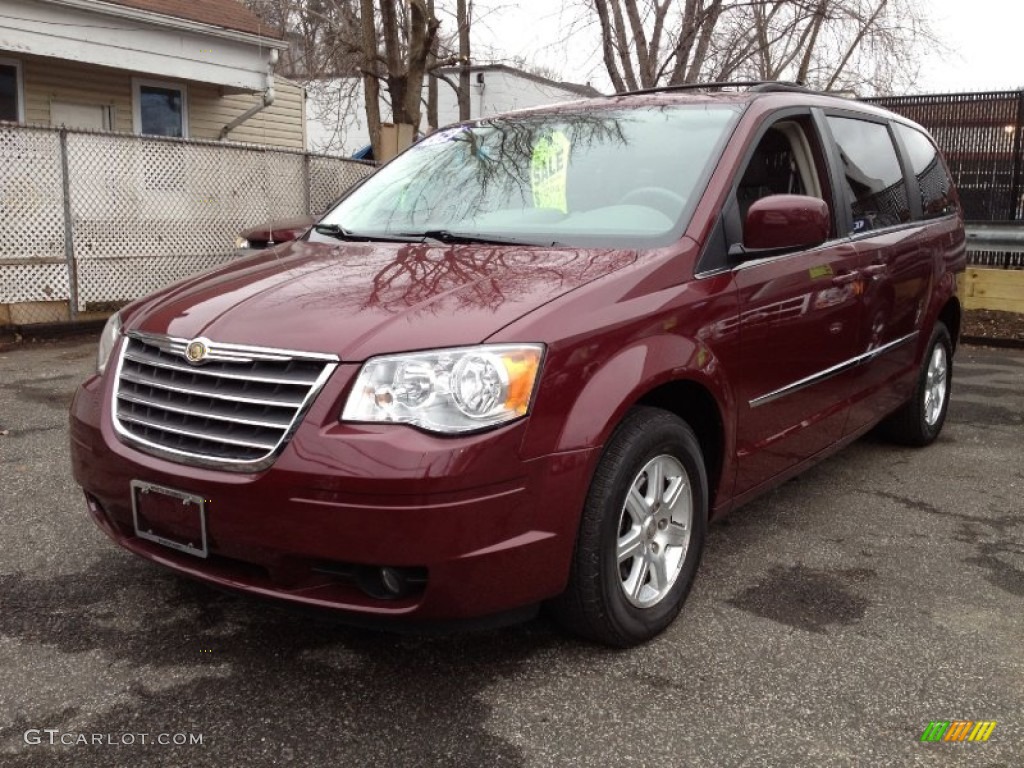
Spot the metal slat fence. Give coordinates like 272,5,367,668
866,91,1024,269
0,123,375,328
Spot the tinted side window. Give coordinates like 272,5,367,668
894,123,956,219
827,117,910,233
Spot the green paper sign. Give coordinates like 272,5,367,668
531,132,571,213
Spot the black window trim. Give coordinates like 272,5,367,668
818,106,921,239
890,121,960,223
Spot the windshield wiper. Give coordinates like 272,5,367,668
313,224,422,244
315,224,560,247
396,229,562,247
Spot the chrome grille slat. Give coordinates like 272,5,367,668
123,347,323,386
116,411,279,450
119,366,308,407
113,334,338,471
116,390,293,429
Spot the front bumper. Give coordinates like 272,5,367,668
70,365,597,622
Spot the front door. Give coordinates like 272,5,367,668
732,242,863,494
726,114,865,495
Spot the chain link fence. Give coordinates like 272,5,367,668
0,123,375,329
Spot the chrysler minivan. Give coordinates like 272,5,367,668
70,82,966,646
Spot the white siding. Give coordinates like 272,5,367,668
13,53,304,150
434,70,587,124
0,0,280,92
306,71,589,155
192,78,306,149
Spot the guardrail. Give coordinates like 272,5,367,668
965,223,1024,269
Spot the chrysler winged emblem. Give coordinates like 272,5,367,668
184,338,210,364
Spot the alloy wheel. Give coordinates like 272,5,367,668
616,454,693,608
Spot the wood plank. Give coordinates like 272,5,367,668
962,268,1024,312
963,295,1024,313
964,268,1024,287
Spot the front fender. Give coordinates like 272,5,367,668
521,333,736,462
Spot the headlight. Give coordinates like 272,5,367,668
97,312,122,374
234,236,250,249
341,344,544,433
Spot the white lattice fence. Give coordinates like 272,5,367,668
0,124,377,324
76,254,237,307
309,155,375,214
0,125,65,262
66,133,307,260
0,125,70,311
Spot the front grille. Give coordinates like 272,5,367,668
113,333,338,470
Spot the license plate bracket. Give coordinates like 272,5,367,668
131,480,208,558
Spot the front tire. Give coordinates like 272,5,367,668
550,407,708,647
881,322,953,446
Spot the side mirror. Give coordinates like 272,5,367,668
743,194,830,252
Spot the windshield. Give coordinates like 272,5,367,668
317,105,741,248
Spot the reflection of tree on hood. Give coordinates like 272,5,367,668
364,245,627,314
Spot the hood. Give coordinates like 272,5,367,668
129,239,636,360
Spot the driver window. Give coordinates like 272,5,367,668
736,119,829,227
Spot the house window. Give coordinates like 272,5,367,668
0,58,24,123
133,79,188,138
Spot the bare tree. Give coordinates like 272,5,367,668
577,0,933,95
457,0,472,121
245,1,440,146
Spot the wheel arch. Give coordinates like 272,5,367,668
634,380,727,515
532,334,735,516
938,295,962,351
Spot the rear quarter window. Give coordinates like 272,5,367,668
894,123,957,219
827,116,911,233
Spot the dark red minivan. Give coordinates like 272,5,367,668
70,83,966,646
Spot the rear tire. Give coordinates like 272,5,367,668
880,322,952,446
550,407,708,647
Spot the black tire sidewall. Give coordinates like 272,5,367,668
592,416,708,642
917,324,953,443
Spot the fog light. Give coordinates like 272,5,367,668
380,567,404,596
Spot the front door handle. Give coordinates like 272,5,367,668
861,264,888,280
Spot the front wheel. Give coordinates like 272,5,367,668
880,322,953,446
550,407,708,647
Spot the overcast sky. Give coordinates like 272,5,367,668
469,0,1022,96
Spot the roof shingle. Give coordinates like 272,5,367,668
98,0,283,39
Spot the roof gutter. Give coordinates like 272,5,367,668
220,49,277,140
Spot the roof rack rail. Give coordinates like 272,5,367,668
613,80,814,97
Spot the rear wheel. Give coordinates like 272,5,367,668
881,322,952,446
550,407,708,647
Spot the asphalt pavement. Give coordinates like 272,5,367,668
0,337,1021,767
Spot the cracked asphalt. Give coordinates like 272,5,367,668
0,337,1021,767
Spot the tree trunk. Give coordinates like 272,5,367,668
394,0,439,133
457,0,471,120
796,1,829,84
427,0,439,130
359,0,382,159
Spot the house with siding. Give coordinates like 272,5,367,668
0,0,305,149
0,1,384,329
